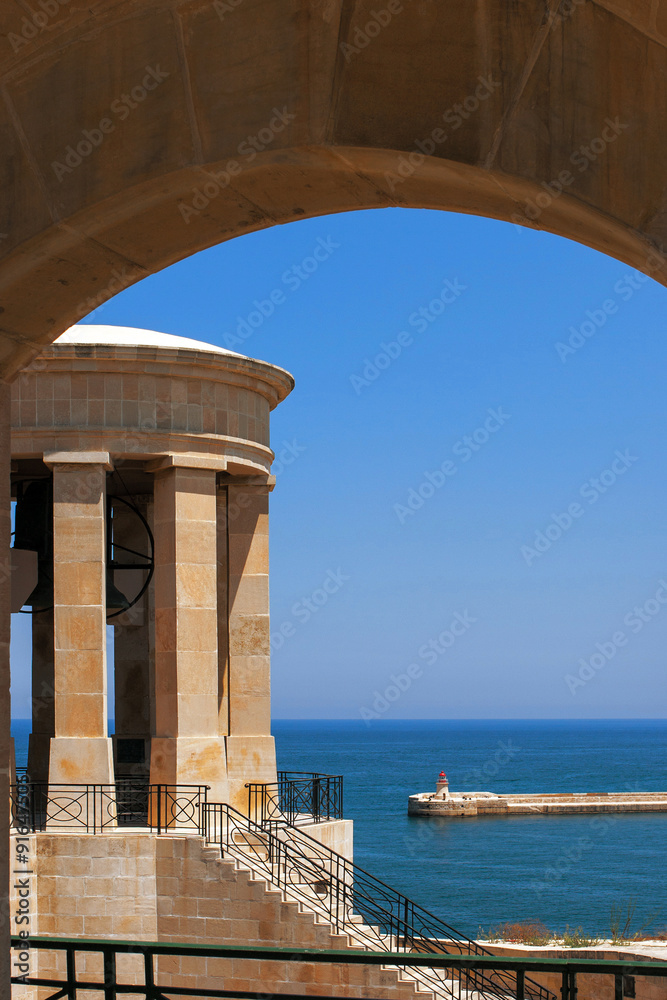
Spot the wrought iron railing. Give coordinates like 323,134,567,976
10,781,207,834
13,937,667,1000
201,802,554,1000
246,771,343,828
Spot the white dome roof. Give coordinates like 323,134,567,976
56,324,245,358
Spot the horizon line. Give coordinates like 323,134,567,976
10,716,667,723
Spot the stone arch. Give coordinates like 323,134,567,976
1,0,667,379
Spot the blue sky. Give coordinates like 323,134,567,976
10,207,667,719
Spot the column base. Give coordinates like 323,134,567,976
149,736,228,804
49,736,114,784
46,737,115,831
226,735,277,814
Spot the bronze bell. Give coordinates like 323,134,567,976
105,568,131,614
14,480,54,611
25,565,54,611
13,477,132,614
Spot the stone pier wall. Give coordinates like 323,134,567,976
486,944,667,1000
409,792,667,818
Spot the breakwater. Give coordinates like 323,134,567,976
408,790,667,817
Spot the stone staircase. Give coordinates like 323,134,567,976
200,818,524,1000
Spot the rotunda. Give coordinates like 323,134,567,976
10,325,293,808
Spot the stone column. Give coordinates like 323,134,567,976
149,462,227,802
0,381,11,987
112,497,152,779
44,451,114,785
225,481,277,812
26,609,55,783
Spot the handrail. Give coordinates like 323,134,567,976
13,936,667,1000
201,801,556,1000
277,770,342,779
246,772,343,827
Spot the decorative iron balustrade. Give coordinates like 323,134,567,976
246,771,343,828
10,781,207,834
201,802,554,1000
12,936,667,1000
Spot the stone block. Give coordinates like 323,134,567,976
133,857,156,877
229,693,271,736
51,914,85,935
174,563,217,610
49,735,114,782
52,562,104,606
196,897,221,918
76,894,106,916
55,606,107,652
89,856,124,876
84,876,117,897
175,607,217,653
83,915,113,937
111,914,149,938
53,517,106,563
176,654,218,696
202,917,230,941
170,895,198,917
226,489,269,535
104,888,138,917
156,957,181,982
229,917,260,941
228,531,269,576
228,575,269,616
52,694,107,739
228,614,270,656
156,875,179,897
174,518,220,562
158,915,184,938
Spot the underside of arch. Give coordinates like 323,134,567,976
1,0,666,376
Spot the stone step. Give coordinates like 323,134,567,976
206,838,509,1000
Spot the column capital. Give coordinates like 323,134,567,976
145,453,227,474
44,450,113,470
218,474,275,491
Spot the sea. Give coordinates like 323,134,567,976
12,718,667,940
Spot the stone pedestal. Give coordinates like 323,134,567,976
45,453,114,785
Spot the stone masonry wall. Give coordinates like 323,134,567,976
10,832,423,1000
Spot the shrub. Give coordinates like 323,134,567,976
562,925,600,948
484,920,553,946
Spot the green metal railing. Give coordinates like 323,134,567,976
10,937,667,1000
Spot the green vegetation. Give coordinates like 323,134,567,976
562,926,600,948
480,921,553,946
477,905,667,948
